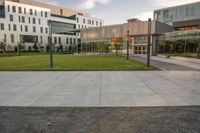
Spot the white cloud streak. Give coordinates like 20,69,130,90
79,0,110,9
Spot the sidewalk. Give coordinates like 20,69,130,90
133,55,200,70
0,71,200,107
152,56,200,70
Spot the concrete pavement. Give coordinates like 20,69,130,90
0,71,200,107
132,55,200,71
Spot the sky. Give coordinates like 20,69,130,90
36,0,200,25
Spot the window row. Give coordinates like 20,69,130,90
2,23,49,33
53,37,76,45
7,5,48,17
3,34,44,43
77,17,102,26
9,15,47,25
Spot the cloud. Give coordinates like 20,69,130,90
152,0,200,7
34,0,59,5
134,11,153,21
79,0,110,9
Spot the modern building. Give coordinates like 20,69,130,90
80,19,173,55
0,0,103,52
154,1,200,54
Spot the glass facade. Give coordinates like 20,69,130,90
81,37,127,53
20,35,38,43
154,2,200,25
157,30,200,55
52,21,76,35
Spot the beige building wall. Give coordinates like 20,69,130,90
81,21,157,40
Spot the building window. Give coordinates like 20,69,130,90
13,24,17,31
45,11,47,17
7,5,10,12
77,17,79,22
24,8,26,14
59,37,61,44
18,7,22,13
45,28,48,33
25,25,28,32
54,37,57,44
11,34,14,43
10,15,13,21
70,38,72,44
100,22,102,26
38,19,41,25
83,19,85,24
20,25,23,32
20,35,38,43
8,24,11,31
32,18,36,24
33,26,36,32
66,38,69,44
74,38,76,44
35,10,37,16
96,21,98,26
30,9,33,15
60,9,63,16
12,6,16,13
22,16,25,23
92,20,94,25
40,27,43,33
18,16,21,22
0,23,4,30
29,17,31,23
41,11,43,17
40,36,43,43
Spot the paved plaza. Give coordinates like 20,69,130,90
0,71,200,107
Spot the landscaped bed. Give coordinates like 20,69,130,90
0,54,156,71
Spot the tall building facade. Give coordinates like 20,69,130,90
154,2,200,55
0,0,103,52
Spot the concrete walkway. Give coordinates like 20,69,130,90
0,71,200,107
132,55,200,71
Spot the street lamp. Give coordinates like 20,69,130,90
48,20,53,68
147,18,151,67
127,30,130,60
198,43,200,59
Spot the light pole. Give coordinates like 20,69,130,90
198,43,200,59
48,20,53,68
127,30,130,60
147,18,151,67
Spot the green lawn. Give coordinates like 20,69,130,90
0,55,156,71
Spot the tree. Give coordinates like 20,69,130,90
68,44,74,54
0,39,7,53
6,44,12,53
33,43,39,52
59,44,63,52
17,42,25,55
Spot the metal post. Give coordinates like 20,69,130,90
127,30,130,60
147,18,151,67
49,20,53,68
